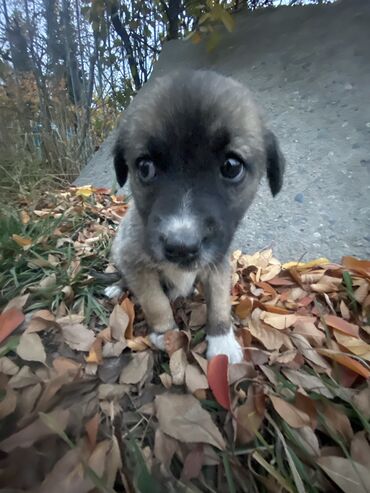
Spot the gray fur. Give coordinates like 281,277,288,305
108,70,285,348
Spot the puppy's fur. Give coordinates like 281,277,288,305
107,70,285,363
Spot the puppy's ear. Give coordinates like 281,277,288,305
264,130,285,196
113,142,128,187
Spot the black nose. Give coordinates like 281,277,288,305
164,237,200,264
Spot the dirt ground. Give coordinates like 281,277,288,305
76,0,370,262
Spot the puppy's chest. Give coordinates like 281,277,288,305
160,265,197,301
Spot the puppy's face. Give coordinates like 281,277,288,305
113,71,285,270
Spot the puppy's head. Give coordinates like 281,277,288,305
113,70,285,269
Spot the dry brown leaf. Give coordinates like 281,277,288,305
248,315,292,351
102,340,127,357
26,310,59,333
3,294,29,312
342,256,370,278
324,315,359,338
52,356,82,375
62,323,96,351
295,426,320,457
18,383,42,416
290,333,331,369
0,388,17,419
126,335,151,351
85,413,100,450
155,393,225,449
159,372,172,389
170,348,188,385
321,402,353,444
185,363,208,393
340,300,351,320
120,297,135,339
282,369,333,398
0,356,19,375
354,281,369,303
235,386,264,444
0,307,25,343
317,456,370,493
12,233,32,248
154,429,178,475
86,338,103,364
8,365,39,389
235,297,254,320
293,318,325,346
97,383,129,400
351,431,370,468
109,304,129,341
119,351,153,385
0,409,69,452
260,312,297,330
353,385,370,419
16,333,46,364
181,445,204,481
334,332,370,361
164,329,189,356
270,395,311,429
189,303,207,328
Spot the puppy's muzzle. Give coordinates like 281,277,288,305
163,233,200,265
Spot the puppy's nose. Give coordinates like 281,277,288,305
164,236,200,263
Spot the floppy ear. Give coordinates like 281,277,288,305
264,130,285,196
113,141,128,187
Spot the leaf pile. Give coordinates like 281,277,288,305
0,187,370,493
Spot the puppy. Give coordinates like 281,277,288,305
106,70,285,364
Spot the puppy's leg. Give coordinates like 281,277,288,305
127,268,176,350
202,263,243,364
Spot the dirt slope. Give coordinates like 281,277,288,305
76,0,370,262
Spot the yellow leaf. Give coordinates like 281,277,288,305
75,185,93,197
334,332,370,361
20,210,30,224
12,234,32,248
282,258,330,270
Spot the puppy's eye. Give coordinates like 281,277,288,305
137,159,156,183
220,157,245,182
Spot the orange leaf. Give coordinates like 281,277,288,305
0,308,25,343
235,297,253,319
120,297,135,339
11,234,32,248
342,256,370,278
127,335,152,351
207,355,230,410
324,315,359,337
85,338,103,364
85,412,100,450
317,349,370,379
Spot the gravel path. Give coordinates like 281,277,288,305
76,0,370,262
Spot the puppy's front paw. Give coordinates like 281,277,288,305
104,284,123,299
149,332,166,350
206,327,244,364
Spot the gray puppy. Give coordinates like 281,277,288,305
105,70,285,363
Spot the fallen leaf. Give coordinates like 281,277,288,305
8,365,39,389
62,323,96,351
170,348,188,385
261,312,297,330
324,315,359,337
86,338,103,364
0,307,24,343
290,333,330,369
294,426,320,457
207,354,230,410
0,388,17,419
16,333,46,364
75,185,93,197
164,330,188,356
20,210,30,224
248,314,292,351
185,363,208,393
181,445,204,481
155,393,225,449
282,258,330,270
317,456,370,493
97,383,129,400
351,431,370,468
282,369,334,398
342,256,370,278
0,409,69,452
12,233,32,248
189,303,207,327
235,386,264,444
154,429,178,474
334,332,370,361
52,356,82,375
353,385,370,419
85,413,100,449
109,304,129,342
0,356,19,375
3,294,29,312
120,297,135,339
317,349,370,379
235,297,254,319
159,372,172,389
127,335,151,351
119,351,153,385
321,402,353,443
270,395,311,429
